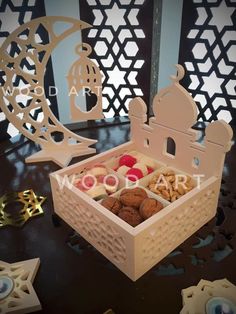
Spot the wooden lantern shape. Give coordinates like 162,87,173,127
67,43,103,121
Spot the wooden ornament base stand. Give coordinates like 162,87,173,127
25,146,96,168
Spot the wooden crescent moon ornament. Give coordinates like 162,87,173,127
0,16,97,168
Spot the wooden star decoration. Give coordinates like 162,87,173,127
180,279,236,314
0,190,46,228
0,258,41,313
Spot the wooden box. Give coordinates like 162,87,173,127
50,67,233,281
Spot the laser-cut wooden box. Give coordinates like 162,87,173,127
50,66,233,281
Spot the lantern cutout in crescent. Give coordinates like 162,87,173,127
67,43,104,121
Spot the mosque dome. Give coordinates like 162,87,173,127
152,65,198,131
205,120,233,147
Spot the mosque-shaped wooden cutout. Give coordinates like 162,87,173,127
129,64,233,180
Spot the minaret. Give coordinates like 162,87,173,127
204,120,233,178
128,97,148,149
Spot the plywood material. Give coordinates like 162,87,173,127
129,65,233,179
0,258,41,314
67,43,103,121
180,279,236,314
0,16,97,168
50,64,233,281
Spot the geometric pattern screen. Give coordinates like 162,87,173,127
80,0,154,118
179,0,236,124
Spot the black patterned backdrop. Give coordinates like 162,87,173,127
79,0,154,118
179,0,236,125
0,0,58,141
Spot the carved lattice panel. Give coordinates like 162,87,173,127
0,0,58,141
179,0,236,124
79,0,154,118
55,188,127,265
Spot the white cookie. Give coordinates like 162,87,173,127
133,162,148,176
117,165,130,176
138,156,156,169
86,184,107,199
87,166,108,177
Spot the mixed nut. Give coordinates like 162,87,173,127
147,169,195,202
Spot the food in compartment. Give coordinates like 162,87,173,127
86,164,108,177
132,162,148,176
138,156,156,169
126,168,144,181
139,198,163,220
73,164,119,200
119,154,137,167
101,187,164,227
117,165,130,176
86,185,107,200
147,169,195,202
118,207,143,227
101,197,122,215
114,152,155,182
120,187,147,208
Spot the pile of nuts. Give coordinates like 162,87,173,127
101,187,164,227
147,169,194,202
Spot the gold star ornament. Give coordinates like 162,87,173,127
0,190,46,228
0,258,41,313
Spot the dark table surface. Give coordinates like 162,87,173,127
0,122,236,314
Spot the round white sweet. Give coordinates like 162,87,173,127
88,166,108,177
86,184,107,199
138,156,156,169
133,162,148,176
117,165,130,176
